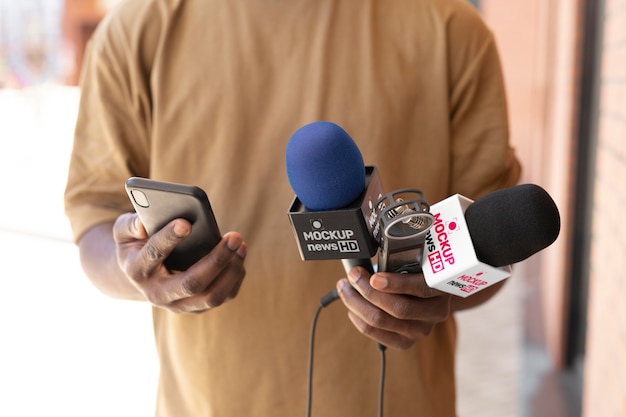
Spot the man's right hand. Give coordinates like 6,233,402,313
110,213,247,313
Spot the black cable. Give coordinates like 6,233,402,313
306,288,339,417
306,288,388,417
377,343,387,417
306,303,322,417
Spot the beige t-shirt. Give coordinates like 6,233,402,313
65,0,521,415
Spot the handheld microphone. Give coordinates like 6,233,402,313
421,184,561,297
286,121,384,274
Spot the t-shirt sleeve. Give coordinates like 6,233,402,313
446,7,522,199
64,12,152,242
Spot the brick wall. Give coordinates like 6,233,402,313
582,1,626,416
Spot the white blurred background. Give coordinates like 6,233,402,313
0,85,158,417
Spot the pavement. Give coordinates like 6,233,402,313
0,85,523,417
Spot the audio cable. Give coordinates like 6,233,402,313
306,288,387,417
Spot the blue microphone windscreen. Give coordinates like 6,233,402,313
286,121,366,210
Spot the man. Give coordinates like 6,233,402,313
65,0,521,415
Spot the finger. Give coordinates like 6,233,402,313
346,310,426,350
337,279,433,349
114,213,162,279
137,219,191,275
336,278,409,333
337,276,373,315
167,259,246,313
344,266,376,300
369,272,445,298
157,232,245,303
113,212,148,243
223,232,247,260
346,269,451,323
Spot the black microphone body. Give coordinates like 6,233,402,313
288,166,383,274
286,121,391,275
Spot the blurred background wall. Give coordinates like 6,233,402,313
482,1,625,416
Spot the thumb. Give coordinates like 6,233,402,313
114,212,148,242
132,213,148,238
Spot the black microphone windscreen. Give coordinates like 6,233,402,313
464,184,561,267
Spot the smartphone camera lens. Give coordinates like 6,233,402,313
130,189,150,208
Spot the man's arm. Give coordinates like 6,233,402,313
78,221,145,300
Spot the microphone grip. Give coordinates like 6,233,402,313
341,258,375,275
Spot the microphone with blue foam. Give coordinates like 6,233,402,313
285,121,434,275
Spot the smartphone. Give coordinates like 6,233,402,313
125,177,222,271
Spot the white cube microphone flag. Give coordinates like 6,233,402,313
421,194,511,297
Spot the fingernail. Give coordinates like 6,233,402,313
348,268,362,284
226,234,242,252
371,274,388,290
132,215,140,231
236,242,247,258
337,278,350,294
173,221,189,237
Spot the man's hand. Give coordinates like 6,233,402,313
113,213,247,313
336,267,452,350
